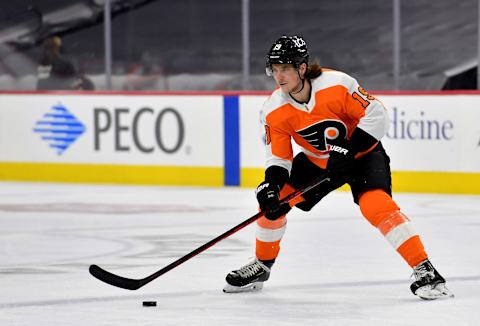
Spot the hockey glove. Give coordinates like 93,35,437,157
256,166,291,220
326,140,355,189
326,127,380,188
256,181,281,213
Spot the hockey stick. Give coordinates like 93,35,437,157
89,175,330,290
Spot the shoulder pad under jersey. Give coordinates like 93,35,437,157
311,69,358,94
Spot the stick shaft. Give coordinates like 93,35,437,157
89,175,329,290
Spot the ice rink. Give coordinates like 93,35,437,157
0,181,479,326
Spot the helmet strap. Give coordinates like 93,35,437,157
289,70,305,95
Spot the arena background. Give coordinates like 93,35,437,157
1,2,480,326
0,1,479,192
0,0,478,91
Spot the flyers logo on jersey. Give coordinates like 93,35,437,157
296,120,347,152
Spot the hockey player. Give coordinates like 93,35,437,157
223,35,453,300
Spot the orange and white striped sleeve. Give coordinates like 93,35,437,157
260,97,293,173
341,72,389,141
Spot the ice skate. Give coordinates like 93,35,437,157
223,258,270,293
410,259,454,300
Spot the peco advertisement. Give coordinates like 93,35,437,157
0,92,479,192
0,94,223,166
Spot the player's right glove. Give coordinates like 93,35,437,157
256,181,280,213
255,165,290,220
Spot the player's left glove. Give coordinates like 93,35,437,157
326,139,355,188
326,127,380,188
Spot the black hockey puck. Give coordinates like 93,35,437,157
142,301,157,307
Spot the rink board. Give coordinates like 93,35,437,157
0,91,479,193
239,93,480,194
0,93,224,186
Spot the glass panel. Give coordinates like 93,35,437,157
0,0,477,91
401,0,477,90
0,0,102,91
108,0,242,91
251,0,393,91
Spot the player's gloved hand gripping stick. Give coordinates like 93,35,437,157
89,175,330,290
326,127,380,189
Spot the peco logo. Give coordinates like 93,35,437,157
33,103,86,155
93,106,185,153
386,107,454,141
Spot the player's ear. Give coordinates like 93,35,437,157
299,63,307,78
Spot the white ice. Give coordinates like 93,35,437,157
0,182,479,326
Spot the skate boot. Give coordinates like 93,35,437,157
223,258,271,293
410,259,454,300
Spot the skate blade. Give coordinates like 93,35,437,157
415,283,454,300
223,282,264,293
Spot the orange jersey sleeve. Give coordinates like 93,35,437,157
260,97,294,172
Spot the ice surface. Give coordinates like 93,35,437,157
0,182,479,326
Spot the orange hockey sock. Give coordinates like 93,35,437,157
256,239,281,261
359,189,428,268
397,235,428,268
254,183,296,261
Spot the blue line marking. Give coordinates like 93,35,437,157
223,96,240,186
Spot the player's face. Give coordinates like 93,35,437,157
271,64,302,92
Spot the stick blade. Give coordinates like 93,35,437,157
89,265,143,290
